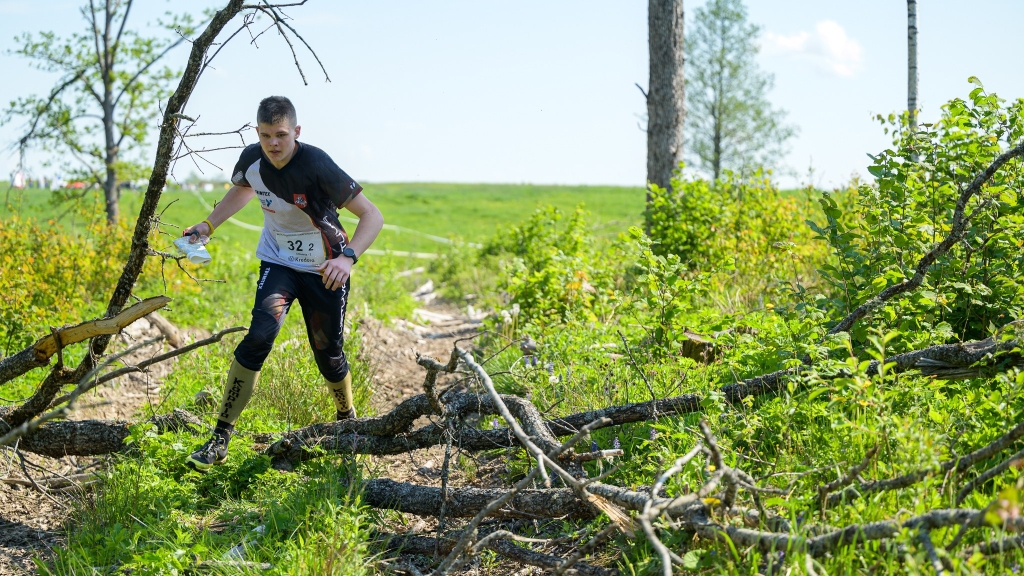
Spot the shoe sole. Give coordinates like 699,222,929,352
185,454,228,472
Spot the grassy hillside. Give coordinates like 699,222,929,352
0,182,646,255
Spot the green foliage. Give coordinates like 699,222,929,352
45,427,370,575
483,205,623,326
0,192,414,574
645,170,826,311
810,79,1024,347
628,228,713,351
3,1,196,220
0,215,127,354
0,213,199,360
685,0,796,179
466,82,1024,574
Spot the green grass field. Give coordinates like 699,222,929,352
1,182,646,255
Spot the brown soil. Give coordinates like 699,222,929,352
1,298,548,574
358,305,563,574
0,316,205,575
358,302,486,487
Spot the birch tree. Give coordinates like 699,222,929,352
645,0,686,198
2,1,194,223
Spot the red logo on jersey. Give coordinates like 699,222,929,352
293,194,308,208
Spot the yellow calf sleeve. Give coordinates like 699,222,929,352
217,359,259,426
326,372,353,414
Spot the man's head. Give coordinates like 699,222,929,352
256,96,301,168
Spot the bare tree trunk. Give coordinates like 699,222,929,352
712,109,722,181
646,0,685,198
101,1,120,224
103,104,119,223
907,0,918,135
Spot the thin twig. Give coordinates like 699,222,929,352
433,416,611,575
618,330,657,413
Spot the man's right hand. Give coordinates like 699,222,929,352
183,221,212,242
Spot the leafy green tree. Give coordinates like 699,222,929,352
3,0,195,223
685,0,795,180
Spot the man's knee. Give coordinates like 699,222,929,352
313,350,349,383
235,307,287,370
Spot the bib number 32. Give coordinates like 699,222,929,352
274,230,326,266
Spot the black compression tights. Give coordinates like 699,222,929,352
233,261,350,382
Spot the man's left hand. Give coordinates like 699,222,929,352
315,256,353,291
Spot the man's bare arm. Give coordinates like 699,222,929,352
315,193,384,290
340,193,383,258
183,185,256,236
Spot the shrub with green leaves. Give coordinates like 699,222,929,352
0,215,198,354
483,205,623,327
810,78,1024,348
645,169,825,311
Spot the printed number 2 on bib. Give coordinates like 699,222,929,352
274,230,326,266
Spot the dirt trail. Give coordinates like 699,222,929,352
0,317,196,575
0,292,490,574
359,300,488,486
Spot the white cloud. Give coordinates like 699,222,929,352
763,20,863,77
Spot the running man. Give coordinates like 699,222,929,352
184,96,383,472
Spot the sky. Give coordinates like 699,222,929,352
1,0,1023,189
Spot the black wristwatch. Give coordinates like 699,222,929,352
341,246,358,264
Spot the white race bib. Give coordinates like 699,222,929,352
274,230,326,266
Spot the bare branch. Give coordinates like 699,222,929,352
10,69,88,150
242,1,308,7
956,444,1024,505
919,529,946,576
818,445,878,514
200,12,257,76
0,296,170,388
828,139,1024,335
434,416,611,574
48,326,246,409
111,0,134,55
253,3,308,85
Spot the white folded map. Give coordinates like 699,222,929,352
173,236,212,265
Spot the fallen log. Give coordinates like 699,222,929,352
8,409,202,458
262,391,700,469
379,530,617,576
0,296,171,387
364,478,592,520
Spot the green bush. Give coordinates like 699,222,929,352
810,78,1024,347
0,215,199,356
644,169,826,311
483,205,623,327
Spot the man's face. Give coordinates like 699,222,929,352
257,119,301,167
